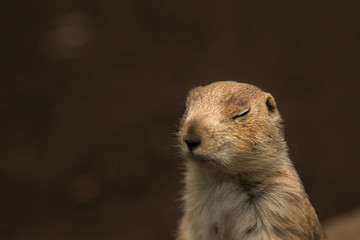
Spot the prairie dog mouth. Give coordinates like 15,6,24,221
185,151,220,165
187,152,207,162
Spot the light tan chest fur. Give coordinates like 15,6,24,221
177,162,323,240
182,168,260,240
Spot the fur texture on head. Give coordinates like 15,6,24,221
179,81,286,175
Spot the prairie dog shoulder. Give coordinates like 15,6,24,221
177,81,325,240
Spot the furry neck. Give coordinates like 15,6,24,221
183,157,317,239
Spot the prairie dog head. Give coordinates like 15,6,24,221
179,81,286,174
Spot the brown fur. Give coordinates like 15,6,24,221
176,81,325,240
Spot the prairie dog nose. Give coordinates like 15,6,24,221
182,120,203,151
184,139,201,151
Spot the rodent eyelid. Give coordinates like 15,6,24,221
232,107,250,119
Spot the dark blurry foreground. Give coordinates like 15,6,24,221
1,1,360,239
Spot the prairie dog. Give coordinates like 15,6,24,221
176,81,325,240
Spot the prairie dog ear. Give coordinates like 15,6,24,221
265,94,277,113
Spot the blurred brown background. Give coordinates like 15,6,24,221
1,0,360,239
